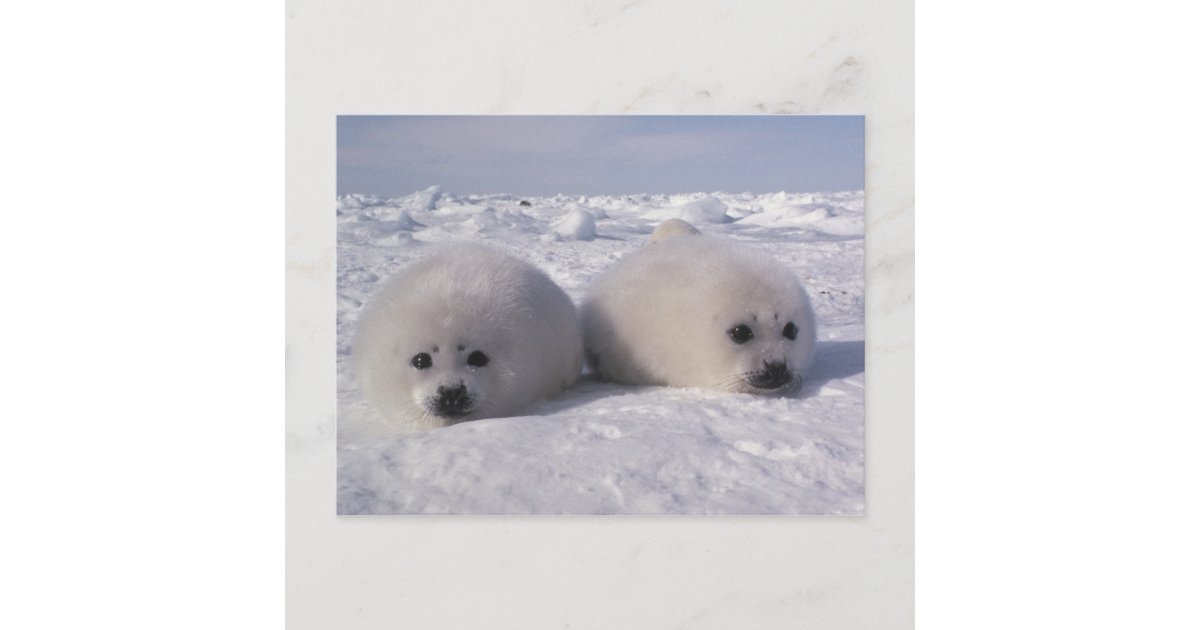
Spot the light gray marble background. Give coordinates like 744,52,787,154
287,1,913,627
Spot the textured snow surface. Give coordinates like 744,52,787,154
337,189,865,514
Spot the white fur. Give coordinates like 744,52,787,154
582,222,817,395
649,218,701,243
354,244,583,431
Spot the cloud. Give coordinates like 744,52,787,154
337,116,863,196
340,116,625,164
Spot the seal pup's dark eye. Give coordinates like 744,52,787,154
727,324,754,344
411,353,432,369
782,322,798,340
467,350,490,367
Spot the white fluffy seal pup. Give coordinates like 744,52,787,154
354,244,583,431
582,221,816,395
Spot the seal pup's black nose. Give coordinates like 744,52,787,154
434,384,472,418
749,361,793,390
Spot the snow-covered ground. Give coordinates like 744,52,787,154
337,186,864,514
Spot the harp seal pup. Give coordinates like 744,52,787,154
582,221,817,395
354,244,583,431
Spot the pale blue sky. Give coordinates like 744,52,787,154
338,115,863,197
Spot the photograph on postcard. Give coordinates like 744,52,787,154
336,115,864,515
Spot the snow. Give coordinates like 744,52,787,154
410,185,443,211
337,188,865,514
550,207,597,241
673,195,733,224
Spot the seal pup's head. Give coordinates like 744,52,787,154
703,270,815,396
355,260,519,428
395,335,502,425
649,218,701,243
